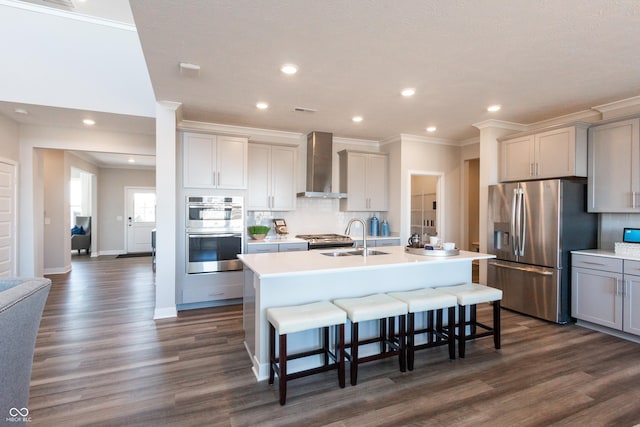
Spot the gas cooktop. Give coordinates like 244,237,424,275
296,234,354,249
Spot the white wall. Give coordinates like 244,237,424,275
0,114,19,161
99,167,155,254
42,150,68,274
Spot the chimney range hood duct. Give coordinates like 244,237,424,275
297,131,347,198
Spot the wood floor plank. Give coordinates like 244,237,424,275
24,255,640,426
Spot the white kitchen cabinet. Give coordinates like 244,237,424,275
246,143,296,211
572,254,640,336
587,118,640,212
623,260,640,336
499,124,588,182
183,132,248,189
338,150,388,212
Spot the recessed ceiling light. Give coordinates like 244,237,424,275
14,108,28,115
256,102,269,109
401,88,415,97
352,116,363,123
426,126,437,132
128,158,135,164
487,104,501,112
83,119,95,126
281,64,298,75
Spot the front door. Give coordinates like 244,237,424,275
0,160,16,276
126,187,156,254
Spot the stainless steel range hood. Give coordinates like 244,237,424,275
297,131,347,198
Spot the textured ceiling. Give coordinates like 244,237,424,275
130,0,640,142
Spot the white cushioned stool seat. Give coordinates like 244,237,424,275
388,288,457,313
440,283,502,305
437,283,502,358
388,288,458,369
333,293,407,323
267,301,347,335
333,293,408,385
267,300,347,405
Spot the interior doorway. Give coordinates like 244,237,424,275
463,158,480,252
408,172,443,244
0,159,17,277
125,187,156,254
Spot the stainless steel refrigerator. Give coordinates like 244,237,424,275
487,179,597,324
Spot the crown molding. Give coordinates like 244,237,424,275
178,120,303,143
399,133,460,146
333,136,379,147
472,119,527,132
592,95,640,113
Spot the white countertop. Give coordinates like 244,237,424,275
246,236,307,245
238,245,494,278
572,249,640,261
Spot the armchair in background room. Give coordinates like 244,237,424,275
71,216,91,255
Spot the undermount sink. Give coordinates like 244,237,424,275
320,249,389,257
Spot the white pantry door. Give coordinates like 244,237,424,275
0,160,16,277
125,187,156,254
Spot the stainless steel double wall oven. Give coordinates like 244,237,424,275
186,196,243,274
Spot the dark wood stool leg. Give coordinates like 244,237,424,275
278,333,287,405
323,326,330,366
447,306,456,360
470,304,477,336
380,318,387,353
388,316,396,355
435,309,443,344
428,310,435,344
458,304,466,358
493,300,501,349
338,324,346,388
398,314,406,372
351,322,359,386
269,323,276,384
407,312,415,371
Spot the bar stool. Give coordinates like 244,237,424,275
333,294,407,386
267,301,347,405
387,288,458,370
438,283,502,358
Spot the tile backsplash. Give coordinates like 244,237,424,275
599,213,640,249
246,197,391,238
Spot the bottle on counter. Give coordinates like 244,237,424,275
381,219,389,236
369,215,379,236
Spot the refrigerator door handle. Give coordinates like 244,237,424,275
489,260,554,276
519,188,526,256
511,188,518,256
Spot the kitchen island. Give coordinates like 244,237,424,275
238,246,495,380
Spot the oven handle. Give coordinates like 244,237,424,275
188,233,242,238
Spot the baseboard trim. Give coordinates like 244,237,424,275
44,265,71,275
154,306,178,319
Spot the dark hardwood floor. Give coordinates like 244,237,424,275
28,255,640,426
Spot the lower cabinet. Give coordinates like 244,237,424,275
247,242,308,254
572,254,640,336
352,238,401,247
181,271,243,304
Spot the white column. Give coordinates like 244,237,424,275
473,120,526,283
154,101,181,319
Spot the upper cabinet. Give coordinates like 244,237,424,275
183,132,248,189
246,143,296,211
588,118,640,212
499,124,588,182
338,150,388,211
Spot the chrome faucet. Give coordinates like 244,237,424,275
345,218,367,256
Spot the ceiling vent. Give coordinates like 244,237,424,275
293,107,318,113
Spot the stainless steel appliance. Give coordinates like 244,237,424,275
186,196,244,274
487,179,597,323
296,234,354,250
